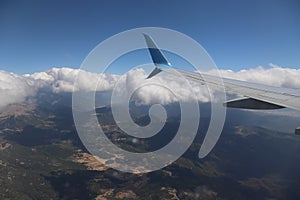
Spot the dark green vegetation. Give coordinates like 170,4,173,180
1,92,300,199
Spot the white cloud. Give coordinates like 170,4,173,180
0,70,35,109
118,68,211,105
207,64,300,88
26,67,119,93
0,64,300,109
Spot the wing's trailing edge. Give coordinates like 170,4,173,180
144,34,300,134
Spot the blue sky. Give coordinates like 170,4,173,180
0,0,299,74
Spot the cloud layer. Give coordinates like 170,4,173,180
1,64,300,109
208,64,300,88
0,70,36,108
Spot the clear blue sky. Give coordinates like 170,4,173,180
0,0,299,74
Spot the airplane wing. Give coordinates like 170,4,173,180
143,34,300,134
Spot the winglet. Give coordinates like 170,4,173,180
143,34,171,79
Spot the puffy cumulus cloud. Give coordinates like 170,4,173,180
116,68,211,105
75,70,118,92
0,70,35,109
1,64,300,109
26,67,119,93
1,68,119,109
206,64,300,89
124,65,300,105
